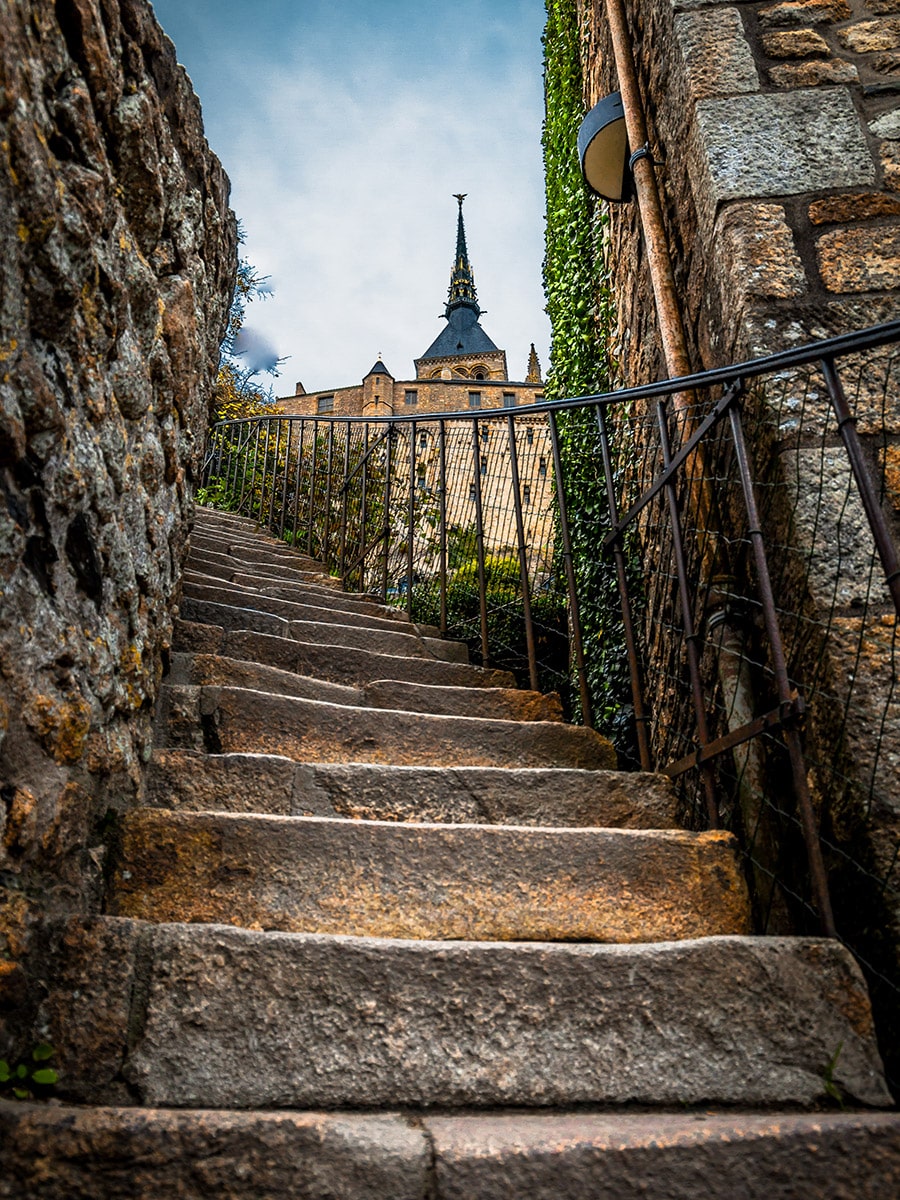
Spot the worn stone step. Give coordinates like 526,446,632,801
184,567,411,623
193,507,260,532
168,652,361,706
168,652,560,722
4,1102,899,1200
188,546,340,588
158,684,617,769
182,578,428,634
146,752,678,828
172,620,514,689
41,916,891,1109
179,597,467,663
107,810,749,942
189,532,323,572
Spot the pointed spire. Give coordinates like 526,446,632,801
526,343,542,384
445,194,481,318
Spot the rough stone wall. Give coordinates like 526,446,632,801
0,0,235,1027
578,0,900,1079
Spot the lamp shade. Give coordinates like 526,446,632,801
577,93,629,202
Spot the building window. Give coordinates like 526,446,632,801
526,428,534,446
480,425,489,442
417,466,427,490
539,456,547,477
418,432,428,450
474,371,485,380
405,389,418,406
469,482,477,501
317,395,334,414
522,484,531,506
480,455,488,475
503,392,516,408
535,394,544,404
468,391,481,409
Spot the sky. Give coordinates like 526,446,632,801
149,0,551,395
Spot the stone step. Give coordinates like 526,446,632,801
4,1102,900,1200
184,566,411,623
189,532,323,572
171,620,514,689
145,752,678,828
193,507,260,532
178,597,467,663
107,810,750,942
41,916,891,1109
182,577,428,633
188,546,341,588
157,684,617,769
169,651,561,722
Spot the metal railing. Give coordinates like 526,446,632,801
201,321,900,1029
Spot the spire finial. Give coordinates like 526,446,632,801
445,193,480,319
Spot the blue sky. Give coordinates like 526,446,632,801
149,0,550,393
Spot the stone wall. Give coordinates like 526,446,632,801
280,377,544,418
577,0,900,1081
0,0,235,1028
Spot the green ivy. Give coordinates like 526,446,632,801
542,0,639,761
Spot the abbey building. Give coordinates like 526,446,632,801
279,196,544,417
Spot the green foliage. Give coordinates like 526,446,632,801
0,1044,58,1101
542,0,639,757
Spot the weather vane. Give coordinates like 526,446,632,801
453,193,467,207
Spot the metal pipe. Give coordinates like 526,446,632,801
507,414,540,691
548,410,593,728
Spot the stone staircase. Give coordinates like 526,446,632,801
3,505,899,1197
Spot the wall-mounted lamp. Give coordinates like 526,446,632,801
577,92,630,202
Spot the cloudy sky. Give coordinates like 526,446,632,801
149,0,550,395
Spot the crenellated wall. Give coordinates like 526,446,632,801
0,0,235,1030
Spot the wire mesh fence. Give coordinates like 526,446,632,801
201,319,900,1088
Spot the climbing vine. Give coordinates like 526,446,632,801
542,0,638,759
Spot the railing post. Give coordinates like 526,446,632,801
291,420,304,545
595,405,652,768
278,420,291,540
240,420,261,515
728,399,836,938
439,420,448,637
507,413,540,692
548,410,593,729
339,421,351,581
306,421,319,557
381,423,393,603
821,355,900,618
407,422,416,618
359,424,369,592
470,418,490,667
322,421,335,568
657,398,719,828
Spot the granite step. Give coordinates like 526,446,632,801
182,577,430,634
157,684,616,769
190,529,321,567
171,619,515,689
168,652,561,721
4,1103,899,1200
106,810,750,942
145,752,678,828
187,547,342,588
183,567,411,623
178,597,467,663
40,916,892,1110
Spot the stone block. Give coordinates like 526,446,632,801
817,222,900,292
828,613,900,817
0,1102,429,1200
870,109,900,139
777,446,895,610
758,0,851,27
427,1112,900,1200
674,9,759,100
808,192,900,223
105,923,891,1108
693,89,875,218
107,811,751,942
839,18,900,52
882,140,900,191
716,203,806,304
762,28,831,57
768,58,859,85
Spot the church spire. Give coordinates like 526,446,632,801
526,343,542,384
445,193,481,318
